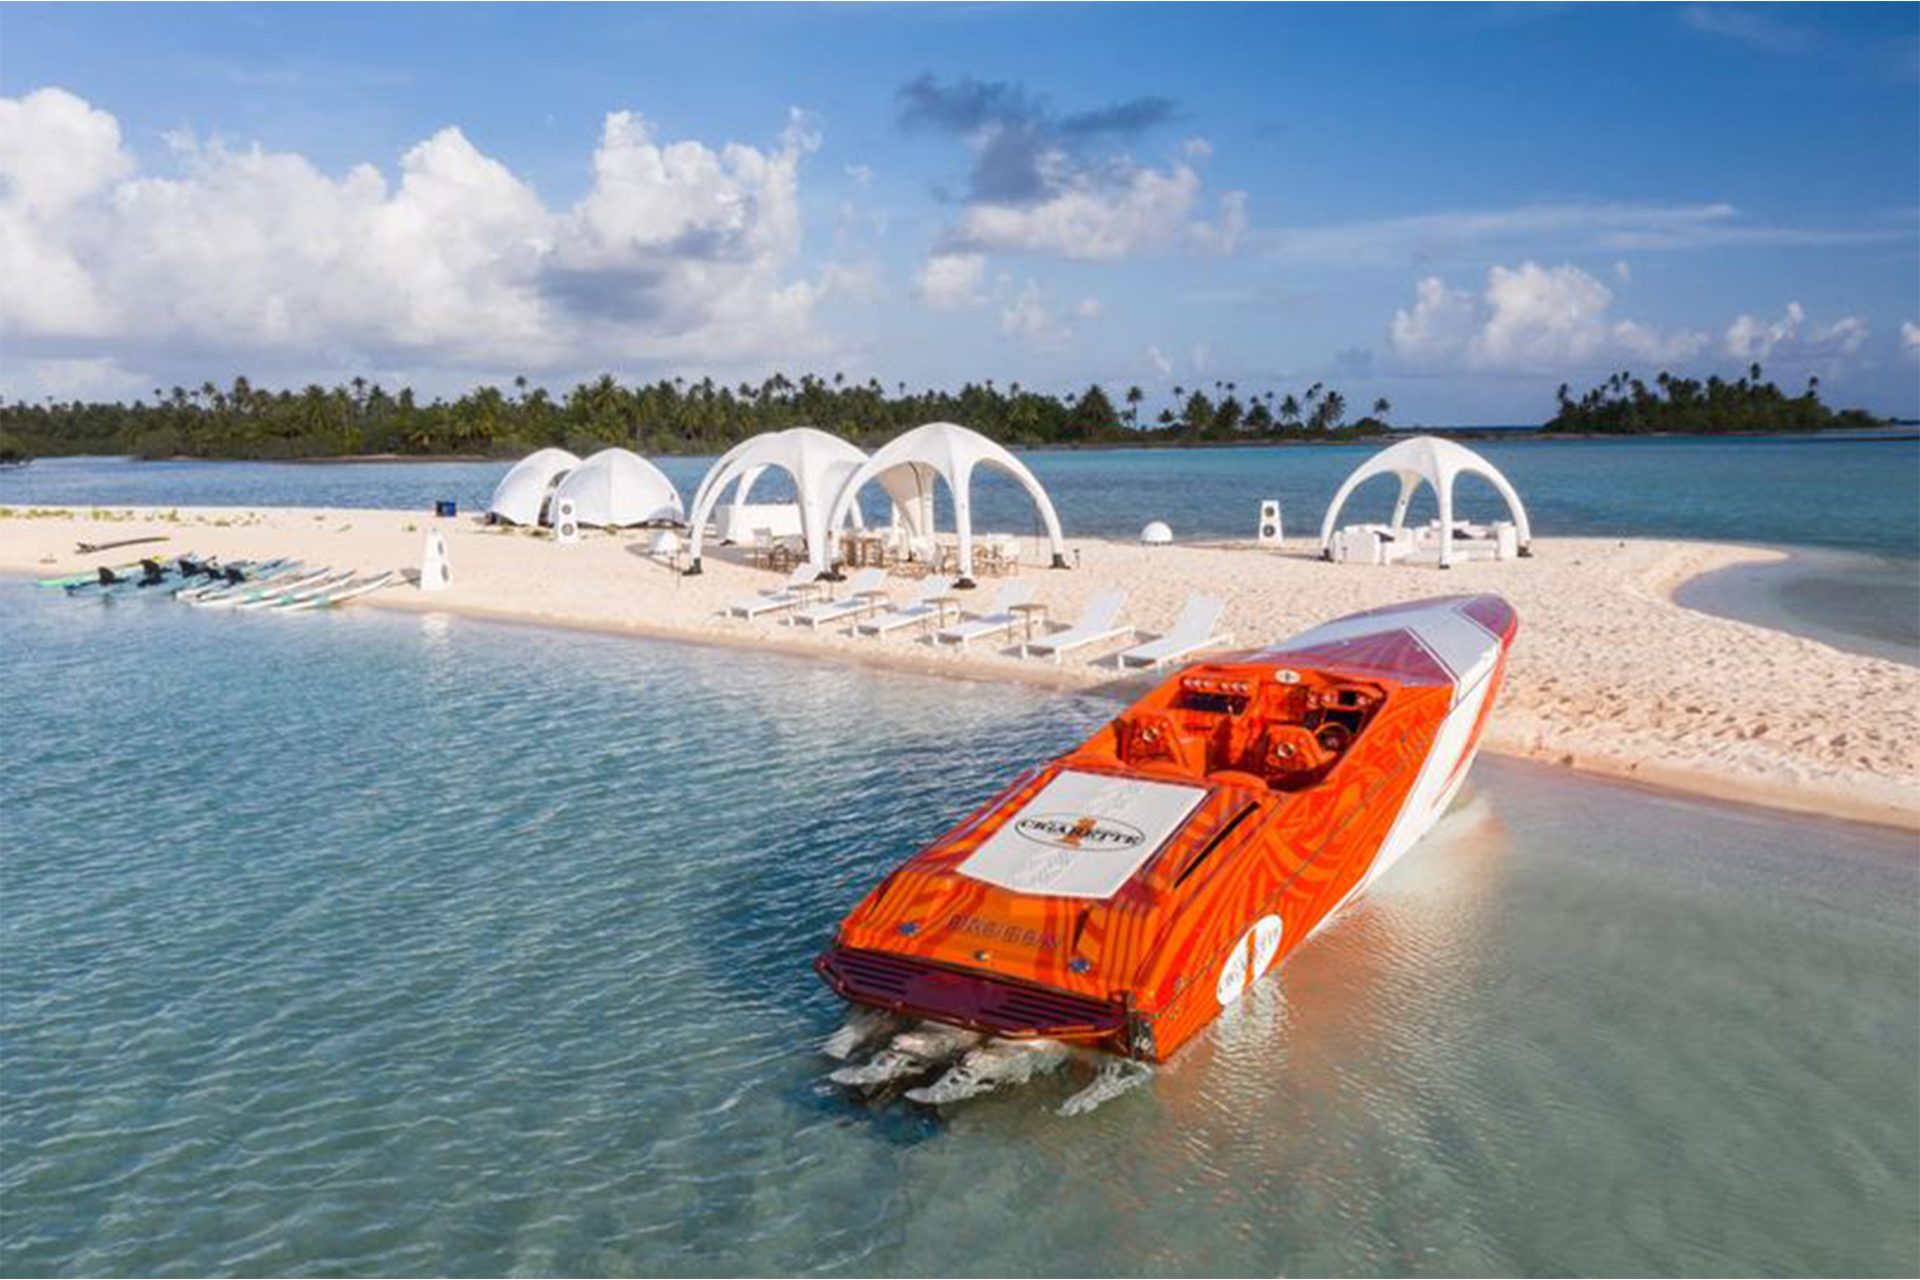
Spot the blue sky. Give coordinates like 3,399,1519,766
1,2,1915,422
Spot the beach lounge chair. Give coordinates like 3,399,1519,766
727,563,821,619
1022,589,1132,664
855,576,952,637
1118,595,1233,671
934,581,1036,650
788,567,887,629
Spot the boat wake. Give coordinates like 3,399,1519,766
823,1013,1151,1116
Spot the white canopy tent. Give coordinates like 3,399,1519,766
488,447,581,526
550,447,684,527
826,421,1068,587
1318,435,1532,568
684,428,869,575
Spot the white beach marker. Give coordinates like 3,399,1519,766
1257,498,1283,546
420,530,451,592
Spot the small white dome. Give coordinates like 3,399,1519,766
1140,520,1173,545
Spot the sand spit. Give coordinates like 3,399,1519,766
7,505,1917,831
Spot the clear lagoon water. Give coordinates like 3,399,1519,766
2,586,1916,1276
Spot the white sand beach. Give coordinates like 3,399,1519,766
7,504,1918,831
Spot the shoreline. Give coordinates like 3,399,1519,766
7,503,1919,834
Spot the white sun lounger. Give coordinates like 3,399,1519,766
934,581,1036,650
855,576,952,637
1022,589,1132,663
788,567,887,629
1118,594,1233,670
728,563,821,619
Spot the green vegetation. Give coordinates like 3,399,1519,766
1544,366,1880,435
0,373,1388,461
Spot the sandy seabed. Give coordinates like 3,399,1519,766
7,504,1917,832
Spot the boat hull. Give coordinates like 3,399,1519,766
818,594,1518,1063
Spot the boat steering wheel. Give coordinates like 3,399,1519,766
1262,725,1331,773
1123,714,1192,772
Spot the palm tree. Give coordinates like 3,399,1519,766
1372,397,1391,419
1125,385,1143,429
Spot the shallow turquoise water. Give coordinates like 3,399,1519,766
3,586,1916,1276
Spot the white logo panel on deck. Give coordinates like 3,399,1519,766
958,770,1208,900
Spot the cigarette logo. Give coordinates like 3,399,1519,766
1015,814,1145,850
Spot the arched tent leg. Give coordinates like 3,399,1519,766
952,479,977,589
1390,472,1420,535
684,557,703,576
1436,477,1455,569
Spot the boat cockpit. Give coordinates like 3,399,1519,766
1091,662,1388,791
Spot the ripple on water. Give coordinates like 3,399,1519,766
2,584,1916,1276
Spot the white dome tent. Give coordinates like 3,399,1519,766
550,448,684,527
488,447,581,526
684,428,870,576
1319,435,1532,568
826,421,1068,588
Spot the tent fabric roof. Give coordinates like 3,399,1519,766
488,447,581,526
686,428,869,572
1318,435,1532,567
551,448,684,527
825,421,1067,582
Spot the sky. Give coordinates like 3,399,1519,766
1,2,1916,424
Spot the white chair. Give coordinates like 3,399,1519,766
727,563,821,619
935,581,1036,650
788,567,888,629
1022,590,1132,664
1118,595,1233,671
855,577,953,637
906,535,939,570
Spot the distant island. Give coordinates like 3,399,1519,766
0,375,1388,462
0,363,1888,462
1544,365,1880,435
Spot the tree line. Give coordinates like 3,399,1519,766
1543,365,1880,434
0,373,1390,462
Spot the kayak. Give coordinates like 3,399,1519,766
275,570,399,611
275,570,398,611
191,565,337,610
233,569,354,611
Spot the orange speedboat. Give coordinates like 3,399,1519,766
816,593,1518,1067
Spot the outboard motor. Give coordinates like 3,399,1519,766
137,558,165,587
96,566,121,586
223,566,244,584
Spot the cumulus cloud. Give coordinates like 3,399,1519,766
0,86,832,386
1390,261,1708,372
898,73,1244,262
914,252,988,309
999,279,1072,350
1724,302,1867,362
